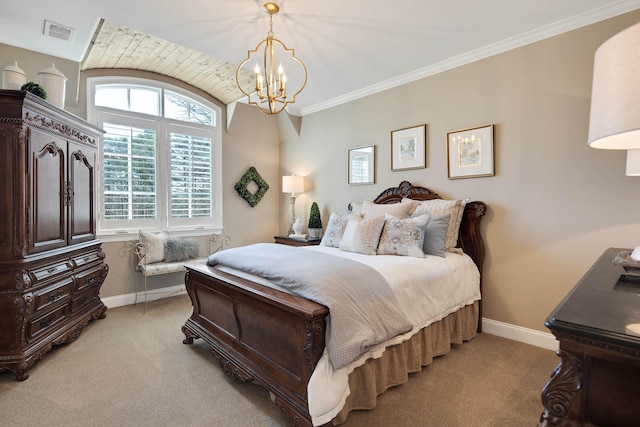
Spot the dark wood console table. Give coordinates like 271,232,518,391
539,247,640,427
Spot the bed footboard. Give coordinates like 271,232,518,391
181,263,328,427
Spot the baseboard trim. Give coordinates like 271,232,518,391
482,317,558,351
102,285,187,309
102,288,558,351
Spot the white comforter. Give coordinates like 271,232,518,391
215,245,480,425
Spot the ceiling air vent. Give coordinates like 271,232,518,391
44,20,75,42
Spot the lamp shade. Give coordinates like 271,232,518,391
282,175,304,194
626,150,640,176
588,22,640,149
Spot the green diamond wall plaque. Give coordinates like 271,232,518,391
235,166,269,207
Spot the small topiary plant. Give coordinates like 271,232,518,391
21,82,47,99
308,202,322,229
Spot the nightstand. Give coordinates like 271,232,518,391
274,236,321,247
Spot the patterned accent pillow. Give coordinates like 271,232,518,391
422,214,450,257
377,214,429,257
139,230,168,264
408,198,468,253
320,212,351,248
361,199,416,219
339,215,386,255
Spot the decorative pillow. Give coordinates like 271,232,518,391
339,215,386,255
349,201,363,215
361,199,416,219
377,214,429,258
139,230,168,264
164,237,199,262
409,198,468,253
422,214,450,257
320,212,352,248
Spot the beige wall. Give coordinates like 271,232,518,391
282,10,640,332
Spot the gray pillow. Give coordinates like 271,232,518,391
422,214,450,257
164,237,199,262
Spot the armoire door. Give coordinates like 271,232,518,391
68,142,96,245
28,128,67,254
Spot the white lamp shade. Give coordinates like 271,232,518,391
282,175,304,194
588,21,640,149
626,150,640,176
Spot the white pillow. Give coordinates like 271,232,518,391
377,214,429,258
408,198,468,253
361,199,416,219
320,212,351,248
139,230,168,264
349,201,363,215
339,215,386,255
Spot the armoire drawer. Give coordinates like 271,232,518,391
32,279,72,313
72,251,102,269
30,260,73,287
71,288,99,313
26,304,69,342
74,266,104,293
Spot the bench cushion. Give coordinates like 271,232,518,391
137,257,207,276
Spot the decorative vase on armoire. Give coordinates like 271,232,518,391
38,63,67,108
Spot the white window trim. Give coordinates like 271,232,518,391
87,76,223,241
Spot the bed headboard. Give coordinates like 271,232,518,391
372,181,487,274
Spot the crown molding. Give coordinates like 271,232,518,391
300,1,640,116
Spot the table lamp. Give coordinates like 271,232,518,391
282,175,304,235
588,22,640,151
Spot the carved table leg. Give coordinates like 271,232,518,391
538,350,583,427
15,369,29,381
182,325,198,344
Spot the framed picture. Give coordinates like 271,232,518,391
447,124,494,179
348,145,376,185
391,124,426,171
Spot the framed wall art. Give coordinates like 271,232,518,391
391,124,426,171
447,124,494,179
348,145,376,185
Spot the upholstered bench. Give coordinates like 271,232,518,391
131,233,230,311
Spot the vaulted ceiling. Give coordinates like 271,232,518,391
2,1,639,116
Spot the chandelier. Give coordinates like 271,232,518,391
235,2,307,115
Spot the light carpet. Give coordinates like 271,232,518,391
0,295,558,426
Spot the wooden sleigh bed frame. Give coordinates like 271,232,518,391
181,181,487,426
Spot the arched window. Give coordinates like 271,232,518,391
87,77,222,237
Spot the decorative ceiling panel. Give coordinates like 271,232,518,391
81,19,252,105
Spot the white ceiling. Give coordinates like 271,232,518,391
1,0,640,116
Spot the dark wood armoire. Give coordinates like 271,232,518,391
0,90,108,381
